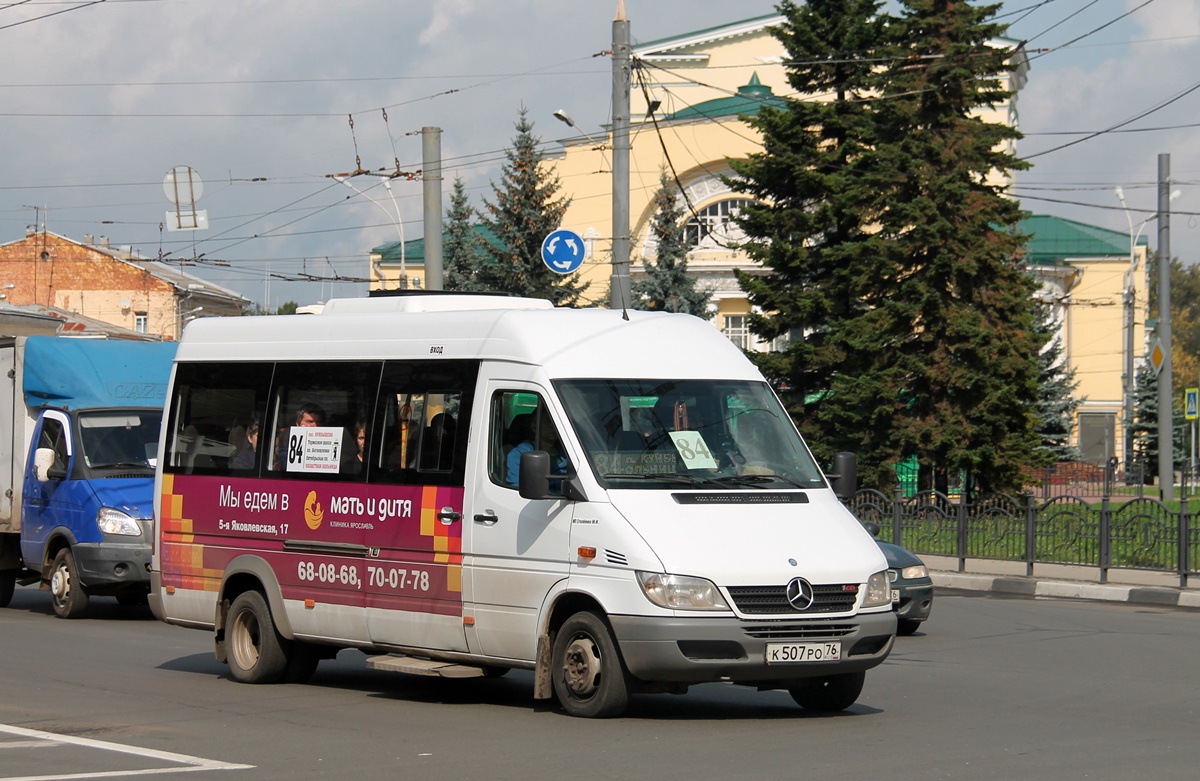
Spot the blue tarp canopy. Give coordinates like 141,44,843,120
22,336,177,410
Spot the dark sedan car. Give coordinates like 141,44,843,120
861,522,933,635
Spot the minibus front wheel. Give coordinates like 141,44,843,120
226,590,288,684
551,611,630,718
788,671,866,712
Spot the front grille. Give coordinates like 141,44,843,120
726,584,859,615
741,622,858,641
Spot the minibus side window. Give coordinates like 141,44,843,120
266,362,382,481
488,391,568,492
164,362,274,475
369,360,477,487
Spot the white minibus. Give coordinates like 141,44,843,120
151,294,895,717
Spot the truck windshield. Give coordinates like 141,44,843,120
79,412,163,470
554,379,827,491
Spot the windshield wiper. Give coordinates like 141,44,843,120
704,474,810,490
603,472,704,486
91,460,151,470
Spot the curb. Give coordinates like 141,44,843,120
931,571,1200,610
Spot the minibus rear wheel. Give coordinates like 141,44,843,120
226,590,288,684
551,611,630,718
788,671,865,712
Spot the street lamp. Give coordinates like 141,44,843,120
553,110,611,167
330,172,407,290
0,282,13,302
1115,185,1180,479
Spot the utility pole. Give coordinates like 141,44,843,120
610,0,632,310
1157,153,1174,501
422,127,444,291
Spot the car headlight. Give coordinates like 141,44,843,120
97,507,141,536
861,571,892,608
636,571,730,611
900,564,928,580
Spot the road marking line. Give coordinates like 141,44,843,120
0,741,57,749
0,723,253,780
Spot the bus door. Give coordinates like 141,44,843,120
361,360,475,653
462,379,572,662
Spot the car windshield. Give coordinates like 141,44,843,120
554,378,827,490
79,411,163,469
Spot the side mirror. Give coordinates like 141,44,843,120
862,520,881,538
827,451,857,501
519,450,585,502
34,447,66,482
519,450,551,500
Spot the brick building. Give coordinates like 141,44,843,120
0,229,248,340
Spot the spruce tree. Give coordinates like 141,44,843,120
1130,362,1158,483
443,176,489,292
728,0,897,483
878,0,1042,494
480,108,588,305
1033,303,1082,463
632,170,712,317
729,0,1043,494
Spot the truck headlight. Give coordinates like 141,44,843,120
97,508,141,536
861,571,892,608
636,572,730,611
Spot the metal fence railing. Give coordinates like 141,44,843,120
847,485,1200,588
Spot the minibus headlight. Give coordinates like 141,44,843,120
97,508,141,536
636,572,730,611
861,571,892,608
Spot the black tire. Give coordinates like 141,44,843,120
226,591,288,684
282,642,322,684
788,671,866,712
897,618,922,636
551,611,630,718
0,573,15,608
116,591,150,607
50,548,89,619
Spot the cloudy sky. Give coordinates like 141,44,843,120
1,0,1198,309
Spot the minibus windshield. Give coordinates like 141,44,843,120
555,379,827,490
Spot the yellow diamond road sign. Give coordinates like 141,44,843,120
1150,339,1166,375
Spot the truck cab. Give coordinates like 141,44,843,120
0,336,176,617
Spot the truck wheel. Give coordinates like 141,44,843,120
551,611,630,718
788,671,866,712
226,591,287,684
50,548,89,619
0,573,14,608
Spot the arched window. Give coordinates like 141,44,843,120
685,198,753,250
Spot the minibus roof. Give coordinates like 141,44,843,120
176,296,761,381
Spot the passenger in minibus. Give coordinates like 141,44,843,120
505,413,567,487
230,420,259,471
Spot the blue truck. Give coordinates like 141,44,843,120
0,336,177,617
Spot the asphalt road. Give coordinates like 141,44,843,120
1,586,1197,781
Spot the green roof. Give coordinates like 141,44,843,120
664,73,788,121
1017,214,1144,266
372,225,502,265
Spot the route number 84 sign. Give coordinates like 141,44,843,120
668,431,719,470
